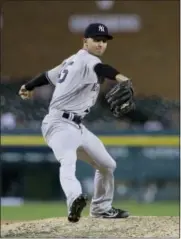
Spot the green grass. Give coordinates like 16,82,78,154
1,200,179,221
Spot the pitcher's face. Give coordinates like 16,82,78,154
84,37,108,57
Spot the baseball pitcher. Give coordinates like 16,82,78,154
19,23,135,223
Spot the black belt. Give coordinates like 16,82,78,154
62,112,82,125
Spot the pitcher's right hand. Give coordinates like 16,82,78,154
19,84,33,100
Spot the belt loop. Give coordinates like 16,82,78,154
79,124,83,134
62,111,82,125
69,113,73,120
71,113,74,121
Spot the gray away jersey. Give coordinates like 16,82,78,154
46,49,101,118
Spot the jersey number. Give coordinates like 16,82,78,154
58,69,68,83
58,61,74,83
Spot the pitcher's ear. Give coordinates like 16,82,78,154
83,38,87,44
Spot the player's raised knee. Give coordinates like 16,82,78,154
106,159,116,173
111,160,117,171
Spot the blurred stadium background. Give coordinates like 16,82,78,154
1,1,179,220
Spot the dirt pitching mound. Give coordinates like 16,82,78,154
1,216,179,238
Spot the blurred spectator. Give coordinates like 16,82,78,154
33,85,53,101
144,119,164,131
114,120,131,130
1,80,179,131
1,112,16,130
167,109,180,130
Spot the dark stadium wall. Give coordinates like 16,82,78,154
1,1,179,99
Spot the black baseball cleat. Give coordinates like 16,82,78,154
91,207,129,219
68,194,88,223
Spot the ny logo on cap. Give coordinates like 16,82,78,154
98,25,105,32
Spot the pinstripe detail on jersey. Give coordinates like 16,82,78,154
47,49,101,118
50,84,91,111
45,71,55,86
49,82,88,108
82,65,87,78
82,65,90,79
63,84,99,113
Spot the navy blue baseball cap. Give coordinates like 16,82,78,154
84,23,113,40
